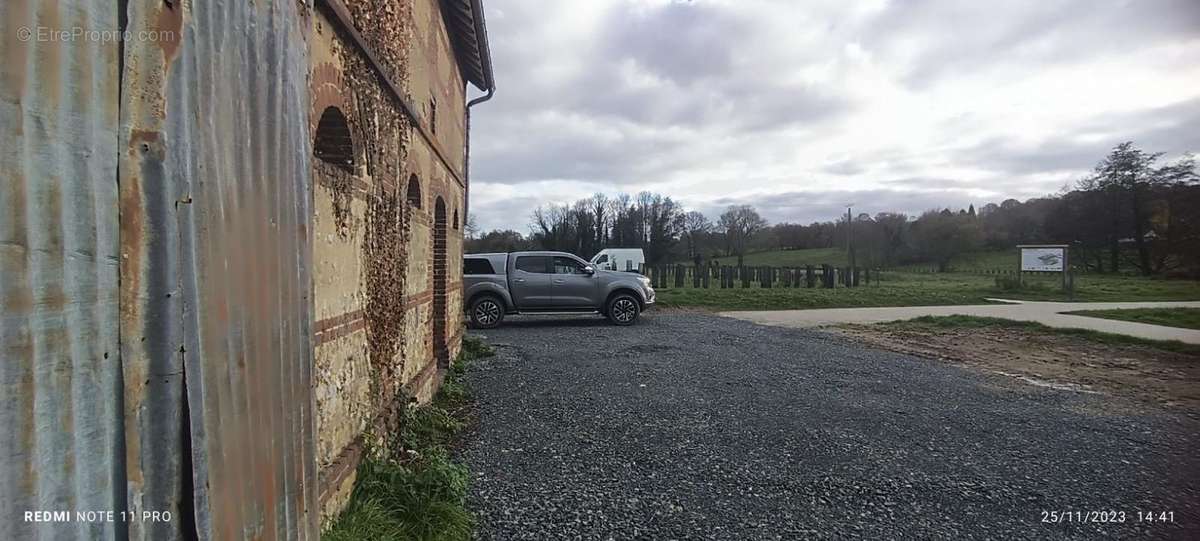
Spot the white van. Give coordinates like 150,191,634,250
590,248,645,272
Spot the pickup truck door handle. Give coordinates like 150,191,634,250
514,278,526,283
552,279,565,284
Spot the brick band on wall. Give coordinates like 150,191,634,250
313,282,462,346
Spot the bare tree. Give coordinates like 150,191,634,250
589,193,609,249
718,205,768,266
464,213,480,240
682,211,713,262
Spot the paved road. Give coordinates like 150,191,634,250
722,300,1200,344
461,313,1198,540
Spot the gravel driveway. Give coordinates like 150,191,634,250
460,312,1198,540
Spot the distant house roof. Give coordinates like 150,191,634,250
441,0,494,92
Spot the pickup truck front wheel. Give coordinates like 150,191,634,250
469,296,505,329
606,294,641,326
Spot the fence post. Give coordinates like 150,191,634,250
853,267,860,288
806,265,815,288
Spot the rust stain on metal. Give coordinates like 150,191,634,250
155,0,184,66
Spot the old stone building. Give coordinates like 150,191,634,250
306,0,495,521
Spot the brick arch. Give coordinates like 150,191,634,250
309,61,361,167
429,185,451,210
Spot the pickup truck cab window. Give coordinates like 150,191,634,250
515,255,551,273
554,256,588,274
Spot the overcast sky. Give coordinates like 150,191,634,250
466,0,1200,232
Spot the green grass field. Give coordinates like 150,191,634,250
1063,308,1200,330
655,271,1200,311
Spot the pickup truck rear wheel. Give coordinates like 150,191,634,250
469,296,505,329
606,293,640,326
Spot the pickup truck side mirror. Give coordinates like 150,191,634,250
583,265,596,275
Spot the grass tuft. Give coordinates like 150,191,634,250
323,336,495,541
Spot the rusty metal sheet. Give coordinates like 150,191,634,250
120,0,318,539
0,1,124,540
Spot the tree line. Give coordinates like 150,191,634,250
467,142,1199,276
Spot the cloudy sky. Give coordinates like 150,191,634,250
466,0,1200,232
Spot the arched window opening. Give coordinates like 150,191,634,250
452,208,460,229
406,175,422,209
433,197,450,368
313,106,354,172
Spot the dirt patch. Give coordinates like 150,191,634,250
832,324,1200,412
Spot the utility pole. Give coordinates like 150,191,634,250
846,204,856,271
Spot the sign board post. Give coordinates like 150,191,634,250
1016,244,1070,293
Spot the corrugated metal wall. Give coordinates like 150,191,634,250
0,1,125,540
3,0,318,539
120,0,318,539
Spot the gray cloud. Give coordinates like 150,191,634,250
956,98,1200,177
865,0,1200,88
606,1,751,87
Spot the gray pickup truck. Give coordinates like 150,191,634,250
463,251,655,328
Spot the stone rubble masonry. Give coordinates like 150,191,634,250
308,0,470,523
